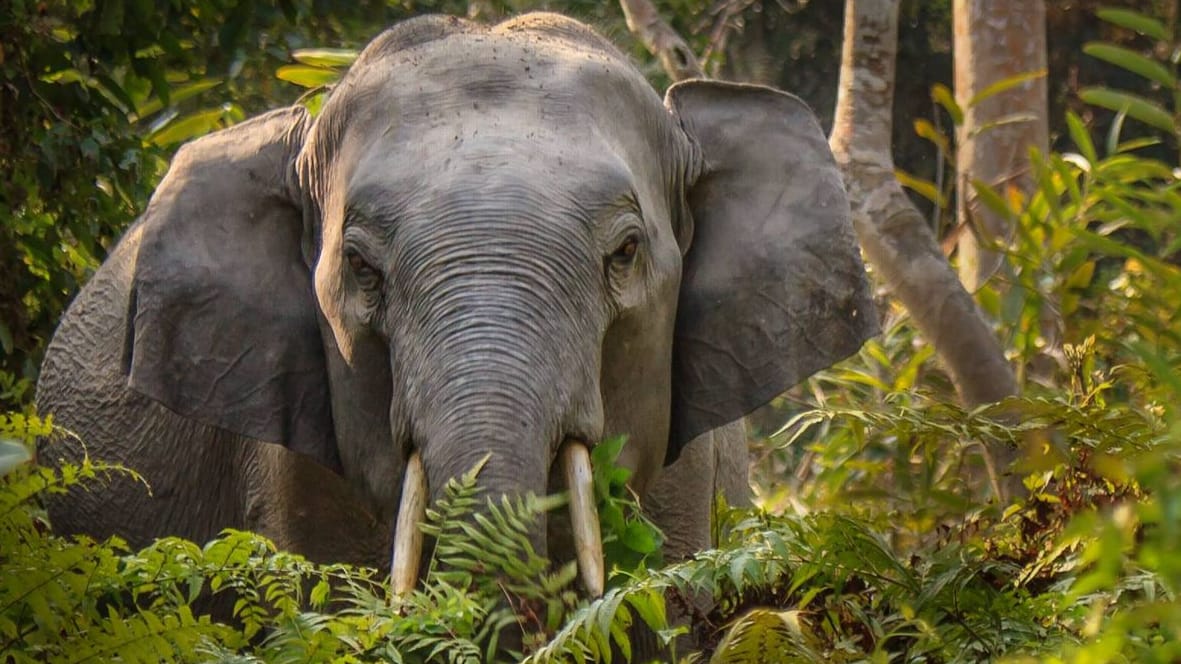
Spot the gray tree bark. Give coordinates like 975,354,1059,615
953,0,1049,291
828,0,1018,496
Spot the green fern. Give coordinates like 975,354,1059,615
709,609,823,664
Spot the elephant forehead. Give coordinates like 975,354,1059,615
353,125,634,194
329,30,668,147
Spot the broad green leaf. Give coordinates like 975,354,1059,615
1097,7,1169,41
968,69,1047,108
276,64,341,88
930,83,963,125
1080,87,1178,134
1084,42,1175,88
292,48,359,68
1066,260,1096,290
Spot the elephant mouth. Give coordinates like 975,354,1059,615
389,440,605,599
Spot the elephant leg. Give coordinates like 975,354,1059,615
644,418,750,562
244,442,390,570
634,419,749,658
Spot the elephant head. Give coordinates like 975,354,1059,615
121,13,876,594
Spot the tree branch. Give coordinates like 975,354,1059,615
619,0,704,81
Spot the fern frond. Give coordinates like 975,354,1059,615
710,609,825,664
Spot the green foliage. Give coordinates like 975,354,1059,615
0,417,679,662
593,437,664,575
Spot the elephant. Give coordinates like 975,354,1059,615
36,12,877,597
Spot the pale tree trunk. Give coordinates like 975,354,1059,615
828,0,1020,498
953,0,1049,291
829,0,1019,409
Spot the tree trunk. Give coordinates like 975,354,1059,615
953,0,1049,291
829,0,1016,408
829,0,1018,496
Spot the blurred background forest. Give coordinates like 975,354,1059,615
5,1,1181,661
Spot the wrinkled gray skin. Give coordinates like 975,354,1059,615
37,14,876,571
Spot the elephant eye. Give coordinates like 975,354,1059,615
612,235,640,264
345,248,381,289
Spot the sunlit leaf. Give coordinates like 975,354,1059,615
930,83,963,125
1084,42,1175,88
291,48,359,68
968,69,1047,107
275,64,341,88
895,169,947,206
913,118,951,158
148,107,230,146
1080,87,1177,134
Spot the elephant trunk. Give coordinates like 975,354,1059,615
389,377,605,597
388,256,606,597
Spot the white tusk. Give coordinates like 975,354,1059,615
390,451,427,599
562,442,604,598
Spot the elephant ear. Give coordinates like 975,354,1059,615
125,107,339,470
664,80,878,454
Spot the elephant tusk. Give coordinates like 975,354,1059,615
390,451,427,599
562,441,604,598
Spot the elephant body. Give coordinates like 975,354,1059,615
37,13,876,579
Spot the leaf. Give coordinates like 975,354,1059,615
913,118,951,158
0,438,31,477
148,107,229,146
769,410,829,447
930,83,963,125
968,112,1041,138
276,65,341,88
969,179,1018,220
1065,111,1098,163
291,48,359,68
1080,87,1178,134
710,608,823,664
968,69,1047,108
1084,43,1176,88
895,169,947,206
1097,7,1169,41
621,521,658,554
135,78,223,119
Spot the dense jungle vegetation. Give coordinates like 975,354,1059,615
3,0,1181,661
